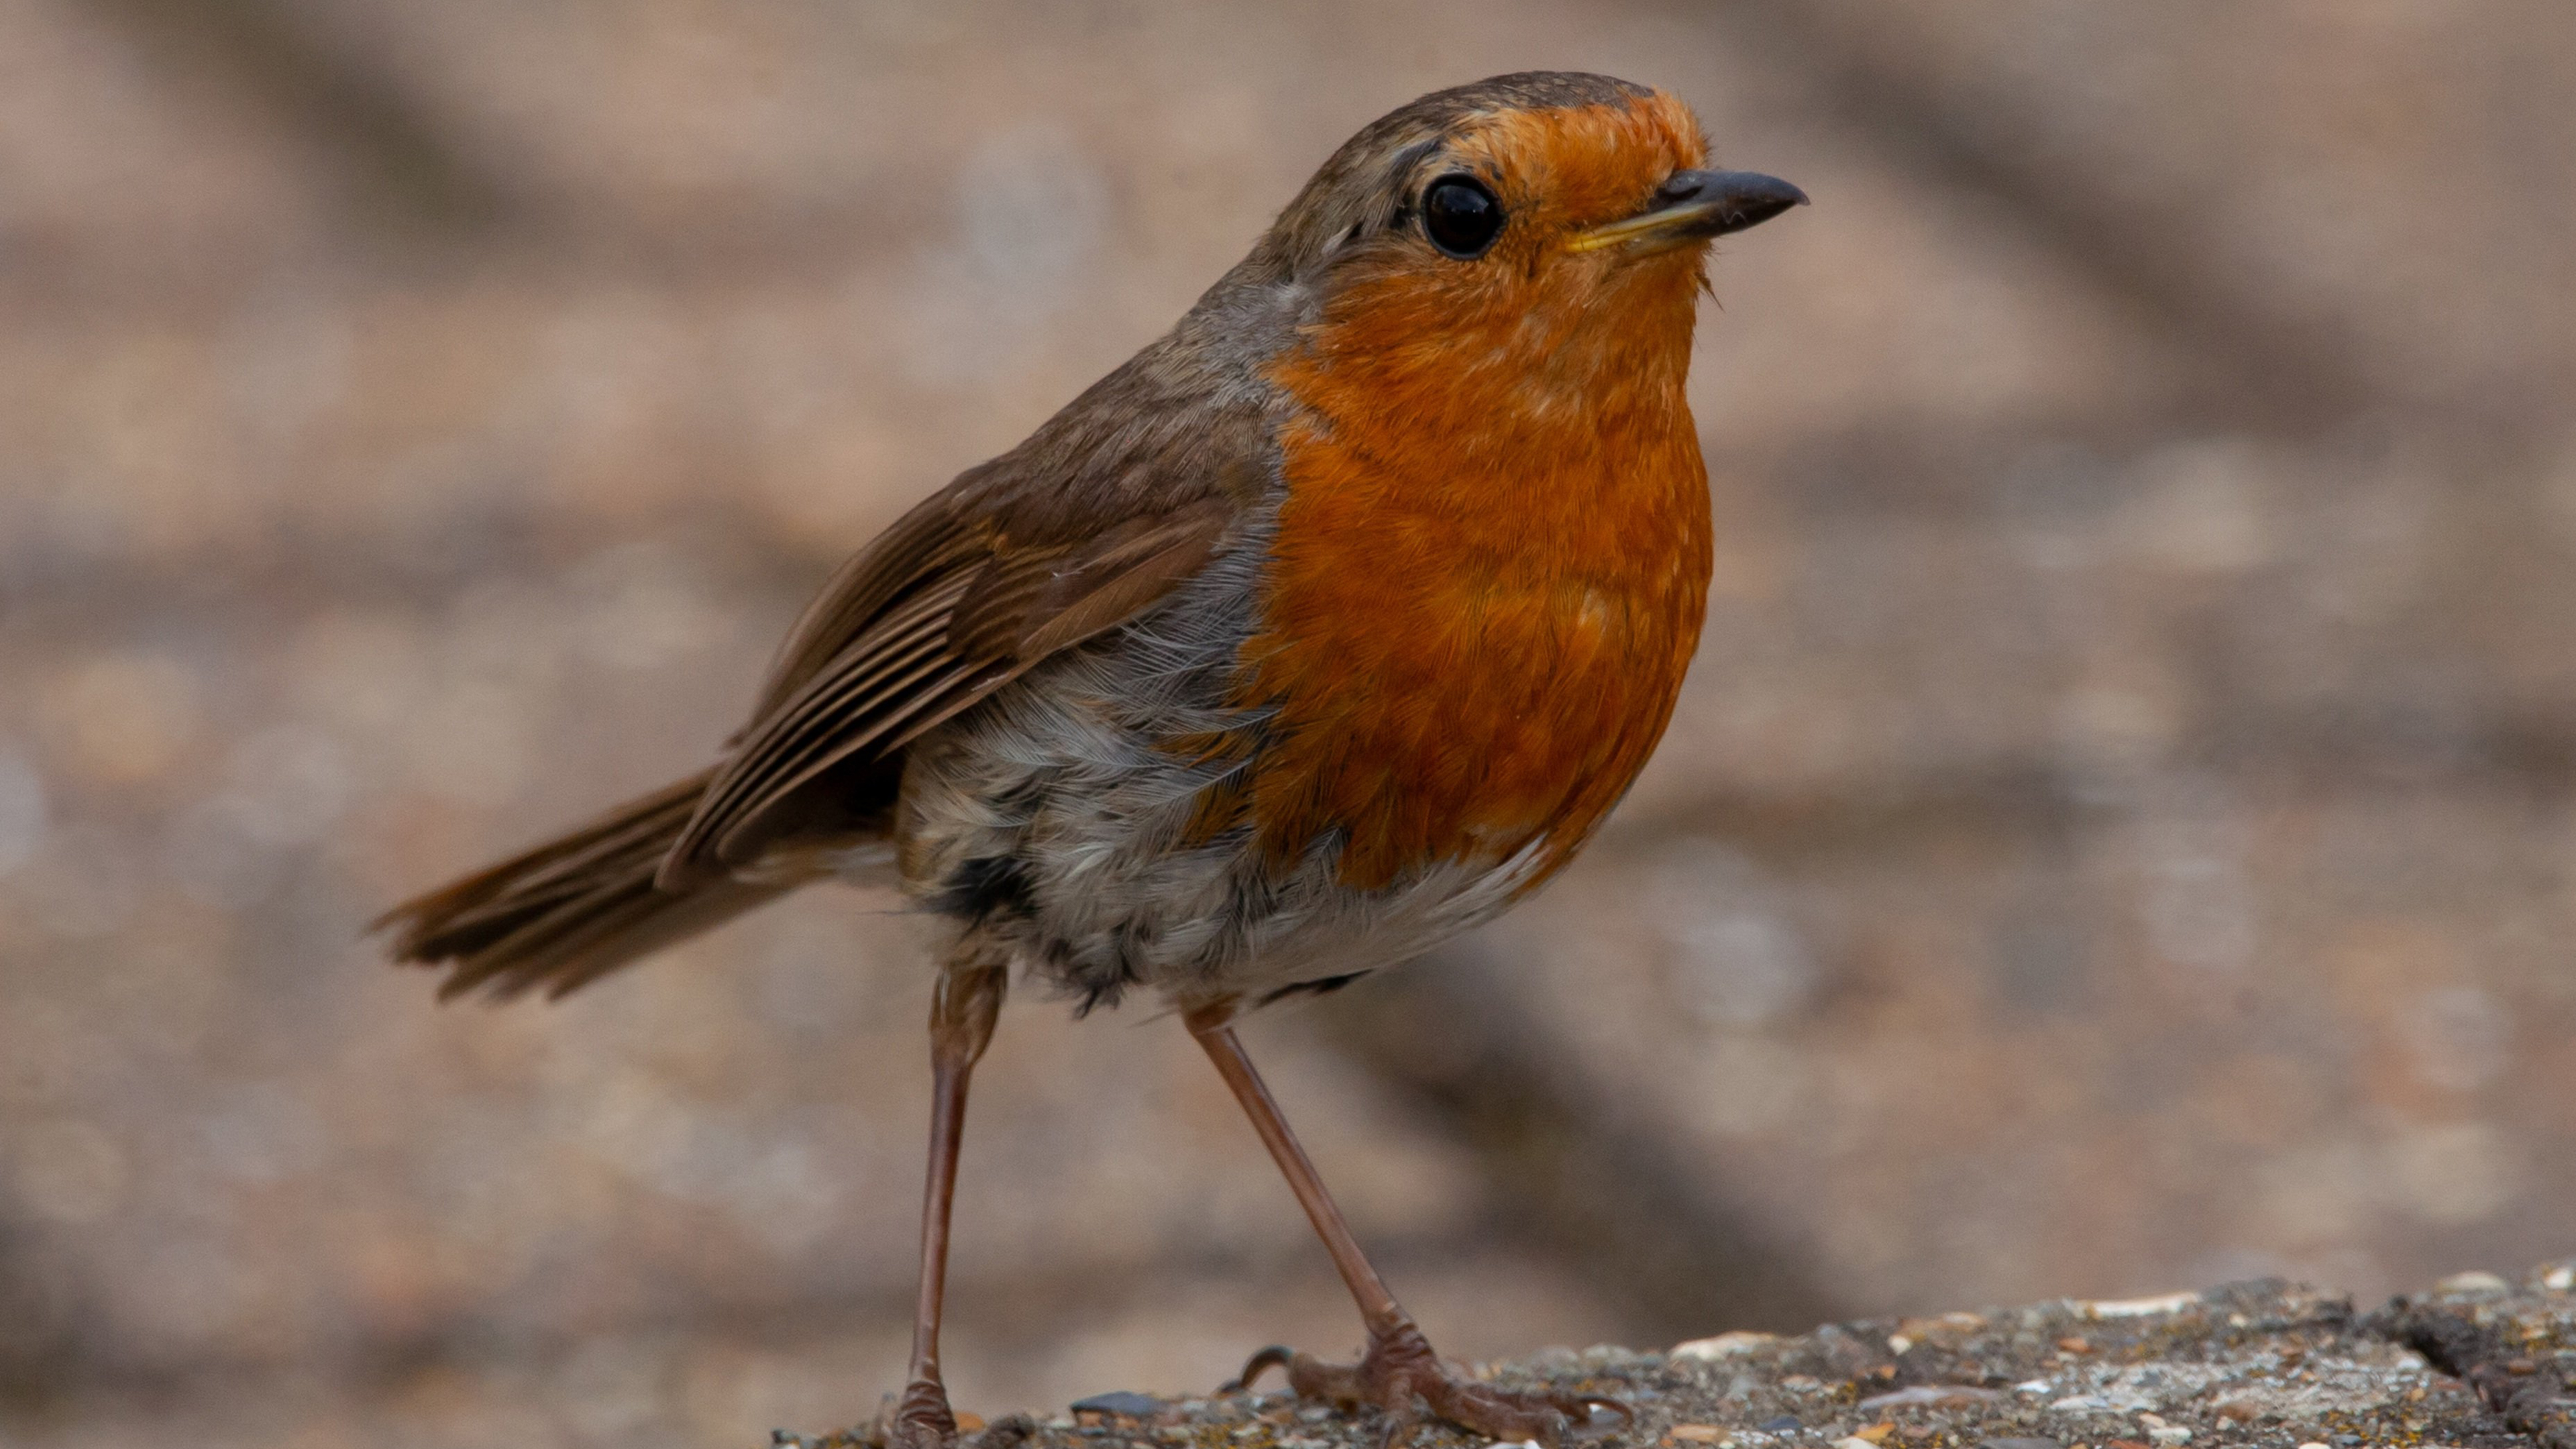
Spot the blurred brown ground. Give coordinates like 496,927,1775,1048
2,2,2573,1446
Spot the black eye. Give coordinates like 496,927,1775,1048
1420,174,1504,258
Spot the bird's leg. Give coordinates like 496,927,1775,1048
883,943,1010,1449
1183,1002,1625,1449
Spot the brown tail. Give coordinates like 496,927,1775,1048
376,769,793,1001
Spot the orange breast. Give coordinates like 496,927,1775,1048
1230,254,1714,892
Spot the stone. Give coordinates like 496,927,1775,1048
770,1267,2576,1449
1674,1332,1783,1362
2085,1293,2199,1320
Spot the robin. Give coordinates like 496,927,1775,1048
380,70,1803,1448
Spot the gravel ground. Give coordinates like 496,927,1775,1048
785,1262,2576,1449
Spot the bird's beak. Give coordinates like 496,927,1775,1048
1567,169,1809,254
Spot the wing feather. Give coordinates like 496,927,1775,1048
657,492,1239,886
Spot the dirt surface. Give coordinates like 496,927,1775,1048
784,1263,2576,1449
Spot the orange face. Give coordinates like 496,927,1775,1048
1228,89,1731,893
1299,89,1717,423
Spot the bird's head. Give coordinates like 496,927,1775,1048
1250,72,1803,375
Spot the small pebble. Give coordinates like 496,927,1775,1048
1675,1332,1782,1361
1858,1386,2001,1412
2435,1270,2510,1295
2148,1430,2192,1446
2084,1293,2198,1320
1668,1426,1730,1444
1760,1415,1802,1433
1976,1439,2064,1449
2297,1442,2330,1449
1835,1437,1878,1449
2544,1264,2575,1293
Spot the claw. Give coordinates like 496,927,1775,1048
1566,1394,1633,1426
966,1413,1037,1448
1223,1344,1298,1394
1224,1322,1628,1449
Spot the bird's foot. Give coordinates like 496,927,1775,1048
1224,1322,1627,1448
879,1377,960,1449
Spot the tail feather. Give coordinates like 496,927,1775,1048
376,768,792,1001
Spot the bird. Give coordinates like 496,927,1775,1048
378,70,1803,1449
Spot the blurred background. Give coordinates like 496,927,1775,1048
4,1,2575,1445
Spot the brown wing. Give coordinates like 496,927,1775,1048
656,436,1254,889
